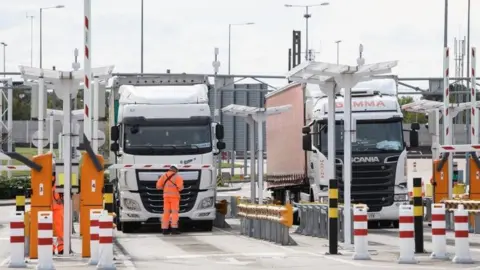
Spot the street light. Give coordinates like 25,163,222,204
39,5,65,68
141,0,144,73
26,14,35,67
0,42,7,77
228,22,255,75
335,40,342,64
285,2,329,61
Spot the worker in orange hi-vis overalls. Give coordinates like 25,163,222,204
156,165,184,235
52,171,64,255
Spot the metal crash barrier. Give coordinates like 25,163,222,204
294,203,355,244
237,203,296,246
214,200,230,228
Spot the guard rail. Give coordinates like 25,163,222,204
236,202,296,246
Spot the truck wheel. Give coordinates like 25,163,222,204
115,211,122,231
121,222,139,233
196,221,213,232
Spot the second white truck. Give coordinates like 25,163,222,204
108,74,225,232
266,76,418,227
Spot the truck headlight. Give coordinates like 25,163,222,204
123,198,141,211
394,194,409,202
198,197,214,210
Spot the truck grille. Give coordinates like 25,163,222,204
135,170,200,214
335,162,395,212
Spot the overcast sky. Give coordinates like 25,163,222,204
0,0,478,91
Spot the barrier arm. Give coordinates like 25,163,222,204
83,134,103,173
0,152,43,172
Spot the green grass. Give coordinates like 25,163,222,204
2,147,62,177
220,162,244,168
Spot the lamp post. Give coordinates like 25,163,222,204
141,0,144,73
228,22,255,75
285,2,329,61
39,5,65,68
335,40,341,64
26,14,35,67
0,42,6,77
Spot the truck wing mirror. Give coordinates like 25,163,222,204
110,142,119,152
110,126,119,141
216,141,226,150
411,122,420,131
302,134,312,151
409,130,419,148
215,124,224,140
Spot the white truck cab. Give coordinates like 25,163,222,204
304,77,415,226
108,75,225,232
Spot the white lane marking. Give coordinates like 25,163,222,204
0,256,10,267
214,227,469,269
216,257,250,265
113,241,136,270
163,252,286,260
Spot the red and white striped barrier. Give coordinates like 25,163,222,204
9,211,26,268
0,165,30,171
352,205,370,260
398,205,417,264
88,209,103,265
97,211,115,270
37,211,54,270
430,203,447,259
108,164,212,170
439,144,480,153
452,204,473,264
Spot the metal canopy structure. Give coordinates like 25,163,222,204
18,63,113,256
222,104,291,204
286,55,397,249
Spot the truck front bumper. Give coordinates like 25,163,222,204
119,189,216,223
367,201,410,221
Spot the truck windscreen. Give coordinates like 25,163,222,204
316,119,404,153
123,124,212,155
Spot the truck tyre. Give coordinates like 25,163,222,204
113,192,122,231
121,222,139,233
196,220,213,232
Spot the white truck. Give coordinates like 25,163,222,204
266,76,418,227
108,74,225,233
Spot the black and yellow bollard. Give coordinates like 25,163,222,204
104,183,114,214
413,177,424,253
328,178,339,255
15,187,26,212
103,183,117,229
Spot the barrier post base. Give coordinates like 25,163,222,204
397,257,417,264
430,252,449,260
8,261,27,268
452,256,474,264
352,252,371,260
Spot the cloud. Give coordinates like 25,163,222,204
0,0,478,90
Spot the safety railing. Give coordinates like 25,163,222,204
236,202,296,246
294,203,359,244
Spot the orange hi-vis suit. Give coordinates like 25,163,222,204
156,170,184,230
52,178,64,254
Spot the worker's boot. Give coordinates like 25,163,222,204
171,228,180,235
162,229,170,235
